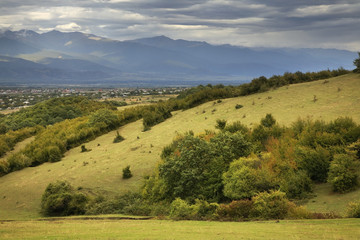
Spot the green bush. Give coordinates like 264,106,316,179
235,104,243,109
46,146,63,162
88,109,119,130
346,201,360,218
122,165,133,179
261,113,276,128
223,155,274,200
295,146,330,182
7,153,32,171
328,154,358,193
192,199,219,220
41,181,88,216
81,145,88,152
250,190,290,220
169,198,194,220
86,192,168,216
215,119,227,130
0,159,9,176
223,121,249,135
279,170,312,199
169,198,218,220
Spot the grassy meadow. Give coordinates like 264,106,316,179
0,73,359,220
0,218,359,240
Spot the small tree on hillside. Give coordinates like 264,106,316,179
215,119,227,130
122,165,133,179
261,114,276,128
113,131,125,143
354,52,360,73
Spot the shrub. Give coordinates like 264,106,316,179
235,104,243,109
169,198,218,220
328,154,358,193
250,190,290,219
46,146,62,162
81,145,88,152
310,212,340,219
88,109,119,130
122,165,133,179
86,192,148,215
216,200,253,220
286,203,312,219
41,181,88,216
223,121,249,135
7,153,32,171
169,198,194,220
192,199,219,220
215,119,227,130
113,131,125,143
0,159,9,176
261,113,276,128
346,201,360,218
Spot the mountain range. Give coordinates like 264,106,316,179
0,29,357,86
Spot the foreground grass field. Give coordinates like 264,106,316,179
1,218,359,240
0,73,359,220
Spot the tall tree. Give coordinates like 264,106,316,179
354,52,360,73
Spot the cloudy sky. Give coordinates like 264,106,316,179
1,0,359,51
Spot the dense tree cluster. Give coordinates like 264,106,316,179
41,181,88,216
143,115,360,217
0,96,117,133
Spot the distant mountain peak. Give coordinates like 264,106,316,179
0,29,356,86
132,35,173,42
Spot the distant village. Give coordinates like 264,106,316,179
0,87,187,111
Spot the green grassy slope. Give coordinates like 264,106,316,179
1,218,359,240
0,73,359,220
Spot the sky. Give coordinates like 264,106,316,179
1,0,359,51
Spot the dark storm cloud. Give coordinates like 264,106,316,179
0,0,359,51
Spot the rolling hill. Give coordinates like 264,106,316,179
0,73,359,220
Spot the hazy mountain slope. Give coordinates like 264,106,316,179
0,30,357,86
0,73,359,220
38,58,120,73
0,55,114,85
0,37,39,56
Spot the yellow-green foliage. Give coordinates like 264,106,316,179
346,200,360,218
